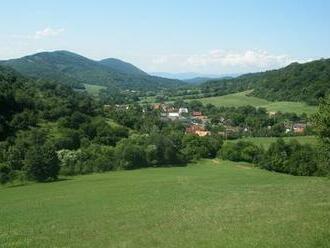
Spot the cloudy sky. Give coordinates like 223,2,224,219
1,0,329,74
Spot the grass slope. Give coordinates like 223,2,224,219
83,83,106,95
227,136,319,149
1,160,329,247
198,91,317,115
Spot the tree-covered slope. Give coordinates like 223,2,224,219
99,58,148,76
201,59,330,105
0,51,185,91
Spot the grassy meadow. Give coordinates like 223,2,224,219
1,160,329,247
197,91,317,115
83,83,106,96
226,136,319,149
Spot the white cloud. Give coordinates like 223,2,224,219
185,49,295,68
34,27,64,39
147,49,308,74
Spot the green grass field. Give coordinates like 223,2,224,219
227,136,319,149
197,91,317,115
84,83,106,95
1,160,329,247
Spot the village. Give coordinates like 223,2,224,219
104,102,309,138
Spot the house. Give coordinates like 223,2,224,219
103,105,112,112
168,112,180,120
268,111,277,117
115,104,129,110
185,125,210,137
293,123,306,133
192,111,208,121
192,111,202,117
152,103,161,110
179,107,188,115
166,107,177,113
195,130,211,137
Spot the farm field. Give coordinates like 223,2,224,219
83,83,106,95
227,136,319,149
1,160,329,248
197,91,317,115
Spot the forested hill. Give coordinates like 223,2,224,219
201,58,330,105
99,58,148,76
0,51,185,91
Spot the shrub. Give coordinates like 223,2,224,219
24,144,60,182
220,141,263,163
0,163,12,184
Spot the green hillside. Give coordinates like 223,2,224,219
197,91,317,115
202,58,330,105
99,58,148,76
0,51,185,91
83,83,107,95
1,160,329,247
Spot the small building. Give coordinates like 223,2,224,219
103,105,112,112
268,111,277,117
195,130,211,137
152,103,161,110
192,111,208,121
168,112,180,120
185,125,210,137
179,107,188,115
192,111,202,117
293,123,306,133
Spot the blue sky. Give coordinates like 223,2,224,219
1,0,329,74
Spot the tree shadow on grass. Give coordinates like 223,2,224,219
1,177,72,190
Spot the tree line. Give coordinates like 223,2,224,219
0,65,329,185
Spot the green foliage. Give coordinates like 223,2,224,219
202,59,330,105
220,141,263,163
1,50,185,91
260,139,320,176
313,94,330,175
24,143,60,182
57,145,115,175
182,135,223,160
0,163,12,184
313,94,330,145
99,58,148,76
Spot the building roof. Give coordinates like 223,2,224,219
192,111,202,116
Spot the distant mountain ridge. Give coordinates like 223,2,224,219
150,72,239,80
0,51,185,91
99,58,148,76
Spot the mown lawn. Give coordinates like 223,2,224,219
226,136,319,149
0,160,329,247
197,91,317,115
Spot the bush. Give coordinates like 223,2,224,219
220,141,263,163
57,145,115,175
24,144,60,182
259,139,320,176
0,163,12,184
182,135,222,160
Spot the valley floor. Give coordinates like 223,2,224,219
197,91,317,115
0,160,329,247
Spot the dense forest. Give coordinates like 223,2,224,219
201,59,330,105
